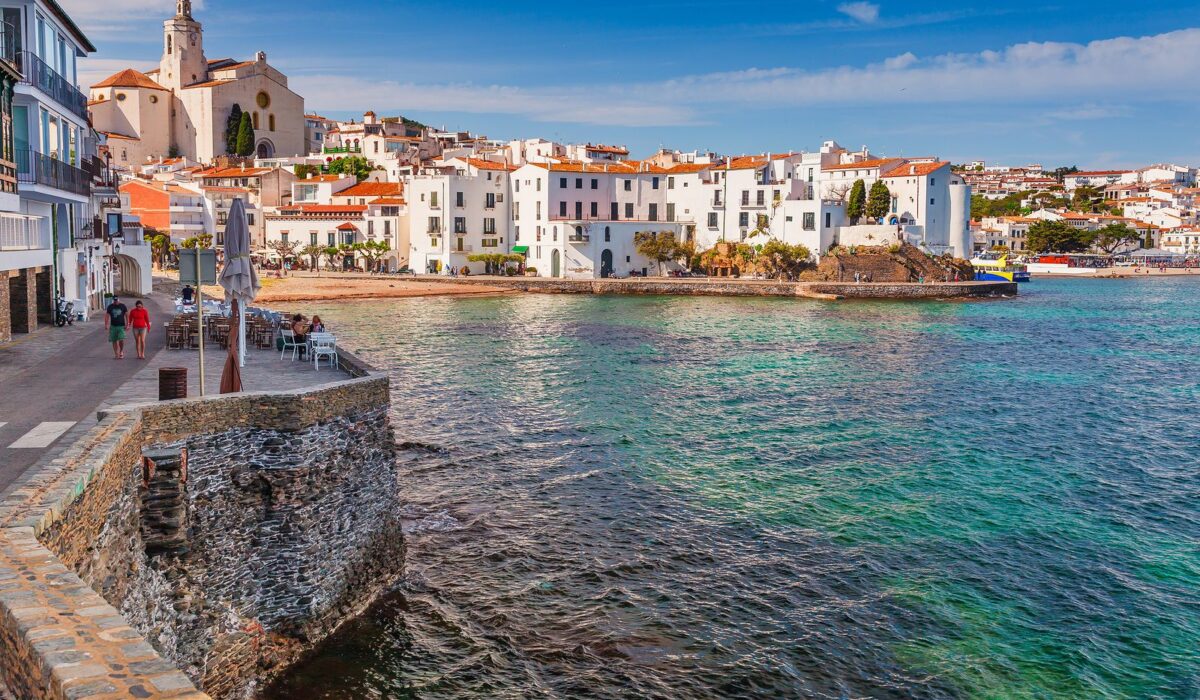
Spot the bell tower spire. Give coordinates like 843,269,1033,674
160,1,207,91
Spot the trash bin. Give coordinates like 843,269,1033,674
159,367,188,401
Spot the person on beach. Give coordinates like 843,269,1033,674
129,301,151,360
105,296,129,359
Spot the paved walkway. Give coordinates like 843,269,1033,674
0,277,346,495
0,292,174,491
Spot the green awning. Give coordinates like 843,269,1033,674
511,246,529,254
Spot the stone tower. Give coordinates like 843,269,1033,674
158,0,207,91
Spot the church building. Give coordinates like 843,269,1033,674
89,0,304,167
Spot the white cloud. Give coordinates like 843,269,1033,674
837,2,880,24
57,0,204,39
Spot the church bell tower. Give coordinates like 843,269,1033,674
159,0,208,91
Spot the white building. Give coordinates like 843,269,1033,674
406,157,514,274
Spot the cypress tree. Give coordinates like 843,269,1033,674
236,112,255,156
225,104,243,155
847,179,866,223
866,180,891,221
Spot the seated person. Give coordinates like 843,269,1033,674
290,314,310,355
181,284,195,305
310,315,326,333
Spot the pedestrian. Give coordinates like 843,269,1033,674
129,301,151,360
181,284,195,306
105,295,129,360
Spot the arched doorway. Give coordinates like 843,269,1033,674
551,249,561,277
113,254,143,296
256,139,275,158
600,249,613,278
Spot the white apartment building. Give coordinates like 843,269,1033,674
406,157,513,274
1160,228,1200,255
1063,170,1138,192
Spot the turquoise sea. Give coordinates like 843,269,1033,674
268,277,1200,699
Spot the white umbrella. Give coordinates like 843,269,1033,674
217,198,261,373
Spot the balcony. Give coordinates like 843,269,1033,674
451,244,473,254
322,146,362,155
16,52,87,120
16,148,90,197
170,205,204,213
567,233,590,244
0,213,47,250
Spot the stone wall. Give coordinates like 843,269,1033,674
415,275,1015,299
9,268,37,334
0,372,402,699
0,270,11,343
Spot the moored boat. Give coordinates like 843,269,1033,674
971,255,1031,282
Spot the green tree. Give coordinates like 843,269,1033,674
301,243,324,272
1091,223,1140,254
180,233,213,249
356,240,391,271
268,239,299,262
1027,220,1091,253
322,246,341,270
633,230,683,275
225,104,243,155
847,179,867,223
293,163,320,179
756,240,813,279
1071,185,1103,213
147,232,173,268
326,156,377,182
866,180,891,221
235,112,255,157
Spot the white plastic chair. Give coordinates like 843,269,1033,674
310,333,338,370
280,328,301,360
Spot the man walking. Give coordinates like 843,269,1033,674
105,295,129,359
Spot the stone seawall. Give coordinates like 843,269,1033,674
0,354,402,699
414,275,1016,299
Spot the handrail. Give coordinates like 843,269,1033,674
15,147,90,196
16,51,87,120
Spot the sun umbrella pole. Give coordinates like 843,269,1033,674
196,248,206,397
238,300,246,368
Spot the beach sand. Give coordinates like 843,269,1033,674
157,270,512,303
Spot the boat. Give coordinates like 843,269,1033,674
971,255,1031,283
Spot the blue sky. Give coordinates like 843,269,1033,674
67,0,1200,168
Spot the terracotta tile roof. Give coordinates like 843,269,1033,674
663,163,715,174
336,181,404,197
882,161,950,178
277,204,369,214
300,174,348,183
198,167,274,178
368,197,406,205
183,79,234,89
462,158,516,172
91,68,168,91
823,158,902,172
336,222,359,231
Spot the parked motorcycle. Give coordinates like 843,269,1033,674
55,297,74,327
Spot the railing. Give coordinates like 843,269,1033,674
16,52,87,120
0,21,16,73
567,234,590,243
15,148,91,196
322,146,362,155
0,213,47,250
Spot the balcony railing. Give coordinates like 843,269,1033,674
16,148,90,197
16,52,87,120
322,146,362,155
0,21,16,73
0,213,47,250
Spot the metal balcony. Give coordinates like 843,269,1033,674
15,148,90,197
16,52,87,120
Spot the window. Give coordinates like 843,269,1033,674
652,177,659,190
256,91,271,109
807,168,814,183
590,202,598,217
707,212,718,228
559,201,567,216
604,226,611,242
666,203,675,222
803,213,815,230
485,193,496,209
773,190,780,202
625,203,633,219
624,180,632,192
484,218,496,234
591,178,598,190
825,213,831,228
930,198,935,205
756,214,768,229
575,201,583,218
430,192,439,208
553,226,558,242
252,112,259,129
575,178,582,189
514,202,520,219
536,201,542,218
536,178,541,192
515,226,520,241
280,231,289,244
930,178,935,186
649,204,658,221
269,114,276,131
714,192,722,206
560,177,567,188
891,196,898,212
611,202,619,220
328,232,336,246
741,190,749,206
668,177,675,190
739,212,749,228
515,180,521,193
756,191,765,206
454,217,466,233
309,232,318,245
428,216,441,233
455,191,464,207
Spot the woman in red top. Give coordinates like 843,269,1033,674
128,301,151,360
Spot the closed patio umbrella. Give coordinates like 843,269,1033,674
218,198,261,392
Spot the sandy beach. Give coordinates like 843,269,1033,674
156,270,512,303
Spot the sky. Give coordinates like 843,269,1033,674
65,0,1200,168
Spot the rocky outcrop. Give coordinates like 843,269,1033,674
807,242,973,283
